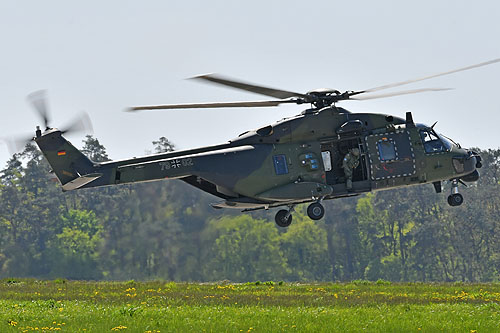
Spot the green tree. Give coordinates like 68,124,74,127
152,137,175,153
81,135,110,162
280,207,331,281
202,215,288,282
46,209,102,279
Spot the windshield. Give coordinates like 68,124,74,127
419,128,451,153
437,133,453,151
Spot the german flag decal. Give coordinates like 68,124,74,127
57,150,67,156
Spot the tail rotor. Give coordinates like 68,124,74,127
1,90,93,155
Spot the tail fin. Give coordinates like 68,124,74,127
35,129,98,190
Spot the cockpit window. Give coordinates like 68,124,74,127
438,134,453,151
420,129,447,153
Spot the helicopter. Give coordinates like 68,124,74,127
25,58,499,227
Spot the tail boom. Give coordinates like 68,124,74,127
36,130,260,195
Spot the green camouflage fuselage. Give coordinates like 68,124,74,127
35,106,479,211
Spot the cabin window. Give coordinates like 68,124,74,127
420,130,445,153
273,155,289,175
377,139,397,161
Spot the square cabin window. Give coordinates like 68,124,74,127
273,155,289,175
377,140,397,161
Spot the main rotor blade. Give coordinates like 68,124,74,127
27,90,50,128
191,74,308,100
363,58,500,93
350,87,453,100
127,99,297,111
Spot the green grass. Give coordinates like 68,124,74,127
1,279,500,332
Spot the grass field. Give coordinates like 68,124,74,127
1,279,500,332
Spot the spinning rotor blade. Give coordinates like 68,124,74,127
2,112,93,155
351,87,453,100
1,135,35,155
3,89,94,156
363,58,500,93
60,112,93,135
27,90,50,129
191,74,308,100
129,58,500,112
128,99,298,111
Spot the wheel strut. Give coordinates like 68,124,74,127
285,204,295,220
447,179,464,207
275,205,295,228
451,179,459,195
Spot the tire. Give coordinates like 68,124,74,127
307,202,325,220
447,194,464,206
275,209,292,227
451,193,464,206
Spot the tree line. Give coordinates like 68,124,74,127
0,135,499,282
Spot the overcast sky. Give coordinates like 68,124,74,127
1,0,499,167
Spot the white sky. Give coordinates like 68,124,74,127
1,0,499,167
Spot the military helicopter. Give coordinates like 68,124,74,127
26,58,498,227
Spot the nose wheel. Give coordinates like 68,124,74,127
448,193,463,206
447,179,464,207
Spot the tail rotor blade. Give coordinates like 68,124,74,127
27,90,50,129
60,112,93,136
1,135,34,155
4,91,94,156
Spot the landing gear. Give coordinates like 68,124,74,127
448,193,463,206
307,202,325,220
447,179,464,207
274,201,325,227
275,208,293,227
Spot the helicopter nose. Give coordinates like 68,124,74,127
467,150,482,169
457,150,481,182
473,153,482,169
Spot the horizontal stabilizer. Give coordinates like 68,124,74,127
62,173,103,191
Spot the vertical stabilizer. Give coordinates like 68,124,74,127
35,129,95,189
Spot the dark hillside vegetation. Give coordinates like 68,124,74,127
1,136,499,282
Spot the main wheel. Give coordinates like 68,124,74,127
275,210,292,227
307,202,325,220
